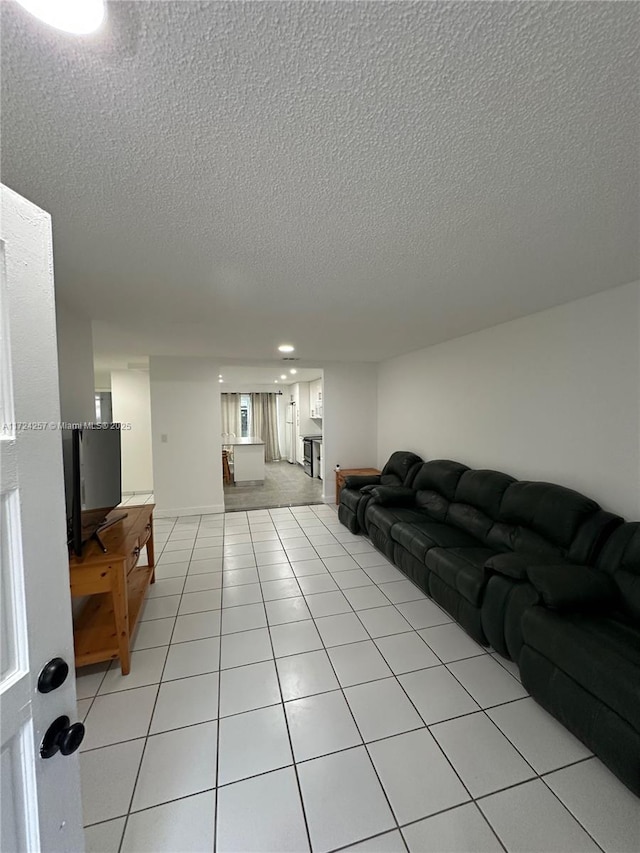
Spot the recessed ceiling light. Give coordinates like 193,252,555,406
289,369,297,375
278,344,295,353
218,378,223,383
15,0,106,34
280,374,287,380
274,380,279,384
218,374,223,379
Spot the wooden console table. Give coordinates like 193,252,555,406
69,504,155,675
335,468,381,505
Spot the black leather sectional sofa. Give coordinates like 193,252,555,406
339,454,640,795
338,450,422,535
520,522,640,796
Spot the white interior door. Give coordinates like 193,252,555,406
0,186,84,851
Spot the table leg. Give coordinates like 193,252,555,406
112,563,131,675
146,514,156,584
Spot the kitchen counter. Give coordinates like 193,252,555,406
223,436,265,483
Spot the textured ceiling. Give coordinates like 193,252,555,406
2,1,638,366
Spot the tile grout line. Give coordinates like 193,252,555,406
305,568,479,851
81,679,558,757
287,523,541,852
211,513,226,853
301,619,410,850
334,526,608,853
537,766,607,853
252,513,315,853
82,735,599,832
273,527,417,850
329,535,530,853
116,513,197,853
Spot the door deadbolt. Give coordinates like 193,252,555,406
37,657,70,694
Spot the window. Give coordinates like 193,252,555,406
94,392,112,424
240,394,251,437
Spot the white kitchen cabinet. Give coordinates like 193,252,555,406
309,378,323,419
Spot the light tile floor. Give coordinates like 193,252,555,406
224,461,323,512
78,504,640,853
120,492,156,506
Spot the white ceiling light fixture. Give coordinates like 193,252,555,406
278,344,295,353
289,369,297,375
280,374,287,380
14,0,106,34
218,378,223,383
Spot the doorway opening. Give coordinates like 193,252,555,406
219,366,324,511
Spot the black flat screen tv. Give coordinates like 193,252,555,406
62,425,123,556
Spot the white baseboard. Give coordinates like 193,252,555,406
154,504,225,518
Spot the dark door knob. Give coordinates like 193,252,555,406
37,657,69,693
40,716,85,759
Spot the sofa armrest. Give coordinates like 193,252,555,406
526,564,617,611
484,552,557,580
368,486,416,507
343,475,381,490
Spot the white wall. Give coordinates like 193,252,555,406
149,357,223,517
111,370,153,494
323,363,378,502
94,370,111,391
221,383,284,394
377,281,640,519
55,298,95,422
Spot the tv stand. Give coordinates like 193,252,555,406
69,504,155,675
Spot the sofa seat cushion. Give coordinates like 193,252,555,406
340,487,366,513
365,504,427,537
522,606,640,732
391,521,481,563
426,547,499,606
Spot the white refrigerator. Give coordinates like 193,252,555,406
285,402,297,464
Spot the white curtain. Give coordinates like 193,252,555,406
221,393,241,437
251,393,280,463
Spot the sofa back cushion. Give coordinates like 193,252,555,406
567,510,623,565
381,451,423,487
599,523,640,621
453,470,515,519
446,469,516,544
503,526,566,560
499,482,602,554
412,460,469,521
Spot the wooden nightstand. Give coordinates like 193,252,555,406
335,468,381,505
